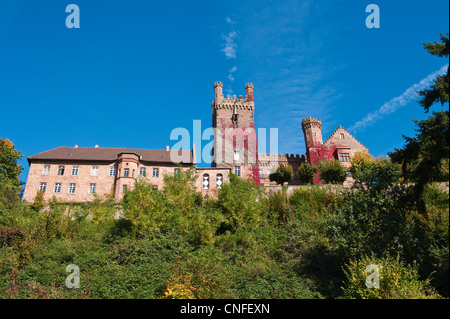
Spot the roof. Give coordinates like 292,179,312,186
27,146,194,164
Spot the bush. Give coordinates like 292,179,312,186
269,164,293,186
319,160,346,185
297,163,318,185
342,254,442,299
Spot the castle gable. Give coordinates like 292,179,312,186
323,126,368,152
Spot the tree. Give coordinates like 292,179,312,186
390,33,449,215
350,152,401,193
297,163,318,185
319,159,346,185
0,138,24,194
417,33,449,113
269,164,293,186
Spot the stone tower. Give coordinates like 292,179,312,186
211,82,260,184
301,116,323,166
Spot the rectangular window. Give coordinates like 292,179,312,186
139,167,146,177
43,165,50,175
259,169,264,179
234,166,241,177
91,166,99,176
39,183,47,192
152,168,159,177
124,168,129,177
89,184,96,194
109,166,116,177
123,185,128,193
68,183,76,194
339,153,350,162
57,166,65,176
54,183,61,193
234,151,240,161
72,166,79,176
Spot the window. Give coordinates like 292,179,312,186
123,185,128,193
139,167,146,177
43,165,50,175
216,174,223,189
68,183,76,194
174,168,180,175
234,151,240,161
259,169,264,179
54,183,61,193
152,168,159,177
203,174,209,189
124,168,129,177
109,166,116,177
234,166,241,177
340,133,345,139
89,184,96,194
91,166,99,176
71,166,79,176
57,166,65,176
339,153,350,162
39,183,47,192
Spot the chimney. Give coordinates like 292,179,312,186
95,145,99,148
166,145,170,151
74,144,79,148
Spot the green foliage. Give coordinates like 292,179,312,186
0,138,23,194
218,173,264,230
390,33,449,215
297,163,318,185
269,164,293,186
319,160,347,185
417,33,449,112
0,141,448,299
342,254,442,299
350,152,401,192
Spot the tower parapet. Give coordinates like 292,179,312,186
302,116,323,148
212,82,255,111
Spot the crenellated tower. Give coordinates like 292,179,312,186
301,116,323,166
212,82,260,184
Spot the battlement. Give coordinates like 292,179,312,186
258,153,306,161
213,81,255,110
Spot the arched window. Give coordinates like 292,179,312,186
216,174,223,189
153,168,159,177
203,174,210,189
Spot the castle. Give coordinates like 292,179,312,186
22,82,369,202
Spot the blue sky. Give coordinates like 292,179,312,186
0,0,448,184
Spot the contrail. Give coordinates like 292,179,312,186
348,64,448,133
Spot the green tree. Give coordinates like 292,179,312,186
297,163,318,185
417,33,449,113
319,160,346,185
350,152,401,193
390,33,449,215
269,164,293,186
0,138,24,193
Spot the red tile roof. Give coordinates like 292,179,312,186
27,146,193,164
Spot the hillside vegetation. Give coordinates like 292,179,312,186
0,160,448,299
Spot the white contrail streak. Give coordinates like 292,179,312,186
348,64,448,133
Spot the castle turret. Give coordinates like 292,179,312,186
245,82,254,102
302,116,323,148
214,81,224,103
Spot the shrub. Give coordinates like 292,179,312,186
297,163,318,185
319,160,346,185
269,164,293,186
342,254,442,299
